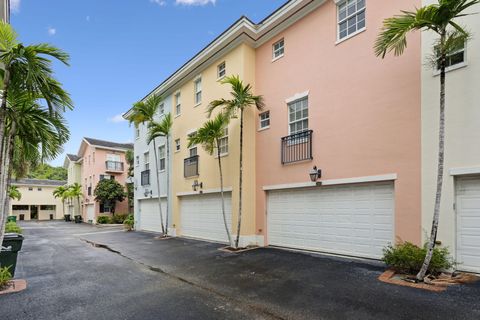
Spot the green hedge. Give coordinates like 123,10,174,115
5,221,22,234
96,216,110,224
97,214,128,224
382,242,454,275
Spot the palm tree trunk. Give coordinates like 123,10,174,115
0,68,11,247
217,138,233,247
0,131,14,248
152,139,165,234
417,34,447,281
164,135,170,236
235,109,244,248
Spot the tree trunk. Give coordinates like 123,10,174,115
217,138,233,247
164,135,170,236
0,131,14,248
0,67,11,247
235,109,244,248
152,139,165,234
417,34,447,282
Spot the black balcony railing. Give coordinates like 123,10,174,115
105,161,124,172
141,170,150,186
281,130,313,164
184,155,199,178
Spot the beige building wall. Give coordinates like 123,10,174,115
421,3,480,253
171,43,257,244
9,183,66,221
66,160,82,216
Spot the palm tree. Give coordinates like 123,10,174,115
374,0,479,281
188,113,233,247
208,75,264,248
146,113,173,236
126,94,167,234
53,185,69,217
68,183,83,217
8,186,21,201
0,22,72,246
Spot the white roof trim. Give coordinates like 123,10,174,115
450,166,480,176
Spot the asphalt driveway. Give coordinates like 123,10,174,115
1,221,480,320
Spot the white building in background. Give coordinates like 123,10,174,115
422,1,480,273
124,94,173,234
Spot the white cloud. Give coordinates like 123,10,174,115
10,0,20,13
47,27,56,36
176,0,216,6
108,114,127,123
150,0,167,6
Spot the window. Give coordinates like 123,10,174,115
437,42,466,70
13,205,29,211
159,103,165,115
37,188,42,191
217,62,226,79
175,139,181,152
194,77,202,105
40,205,56,211
136,156,140,166
175,92,181,116
288,97,309,135
93,151,95,163
135,127,140,139
100,202,111,213
272,39,285,60
144,152,150,170
337,0,365,40
218,128,229,155
259,111,270,129
159,145,166,171
188,132,197,157
28,187,33,191
100,174,114,181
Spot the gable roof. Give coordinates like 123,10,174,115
83,137,133,150
11,179,67,187
66,154,80,162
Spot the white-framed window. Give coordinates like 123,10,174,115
437,41,466,70
136,156,139,166
100,174,114,181
337,0,366,40
158,145,166,171
218,128,228,156
217,62,226,79
188,131,198,157
175,139,181,152
175,92,181,116
158,103,165,115
194,77,202,105
288,97,308,135
259,111,270,129
272,38,285,60
144,152,150,171
135,127,140,139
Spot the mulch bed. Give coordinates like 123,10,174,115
0,279,27,295
379,269,479,292
219,246,260,254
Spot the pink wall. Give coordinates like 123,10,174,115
255,1,421,244
80,143,130,220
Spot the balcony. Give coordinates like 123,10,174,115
141,170,150,186
105,161,124,172
281,130,313,164
184,155,199,178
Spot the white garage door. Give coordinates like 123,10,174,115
456,177,480,273
86,204,95,223
267,182,394,259
138,198,167,233
180,193,232,243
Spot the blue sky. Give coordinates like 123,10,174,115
10,0,286,166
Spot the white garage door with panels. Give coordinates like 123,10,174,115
267,182,394,259
456,177,480,273
139,198,166,233
86,204,95,223
180,193,232,243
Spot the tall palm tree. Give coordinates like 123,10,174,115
146,113,172,236
374,0,479,281
68,183,83,217
53,185,69,217
208,75,264,248
0,22,72,246
126,94,167,234
188,113,233,247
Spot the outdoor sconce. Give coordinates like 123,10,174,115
144,190,152,198
309,166,322,182
192,180,203,192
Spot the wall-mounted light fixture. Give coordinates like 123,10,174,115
309,166,322,182
144,189,152,198
192,180,203,192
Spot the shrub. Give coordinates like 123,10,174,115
110,214,127,224
5,221,22,234
96,216,110,224
0,267,12,290
382,242,454,275
124,214,134,231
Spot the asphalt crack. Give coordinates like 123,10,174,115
82,239,286,320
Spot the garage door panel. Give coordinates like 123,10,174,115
180,193,232,243
139,199,166,233
268,182,394,259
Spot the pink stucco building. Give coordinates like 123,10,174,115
75,138,133,222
